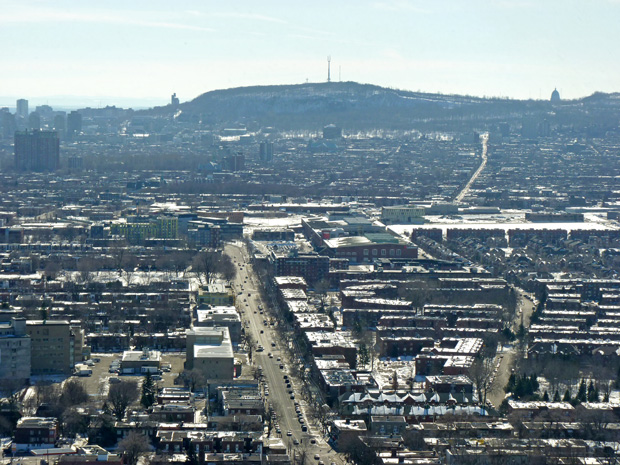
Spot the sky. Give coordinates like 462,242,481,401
1,0,619,108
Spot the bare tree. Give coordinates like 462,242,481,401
122,253,139,286
44,260,62,280
192,250,235,285
0,378,27,413
108,380,139,420
110,239,128,272
293,441,310,465
470,356,495,412
313,279,330,313
184,369,207,393
60,379,90,407
193,251,219,285
245,331,257,363
77,257,96,284
118,431,150,465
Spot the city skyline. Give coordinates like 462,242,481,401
2,0,620,108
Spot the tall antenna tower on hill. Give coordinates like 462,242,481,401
327,56,331,82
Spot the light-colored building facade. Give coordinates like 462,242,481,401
120,349,162,374
0,317,31,382
381,205,425,225
197,283,235,306
186,327,234,381
195,306,241,346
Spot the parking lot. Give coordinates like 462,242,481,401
72,352,187,399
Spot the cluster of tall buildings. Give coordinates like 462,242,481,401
1,98,85,171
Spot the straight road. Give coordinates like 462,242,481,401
454,133,488,203
487,287,537,408
225,243,344,465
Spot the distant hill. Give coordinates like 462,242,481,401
144,82,620,130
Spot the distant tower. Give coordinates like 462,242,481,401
550,88,560,102
28,112,41,131
259,141,274,163
327,56,331,83
16,99,28,119
171,93,180,107
1,111,16,139
54,114,66,138
67,111,82,138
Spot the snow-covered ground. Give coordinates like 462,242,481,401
243,214,305,228
389,212,618,240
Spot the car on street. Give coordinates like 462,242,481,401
287,431,292,436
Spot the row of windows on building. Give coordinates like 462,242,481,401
337,248,403,257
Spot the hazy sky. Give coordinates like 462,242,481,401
2,0,619,107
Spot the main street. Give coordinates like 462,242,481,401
225,243,344,465
454,133,489,203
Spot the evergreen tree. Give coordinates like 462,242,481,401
576,379,587,403
102,401,112,415
391,370,399,390
185,438,199,465
587,380,598,402
563,389,571,402
506,373,517,392
553,390,561,402
542,390,549,401
358,343,369,368
140,372,156,408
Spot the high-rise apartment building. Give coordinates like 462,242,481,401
1,111,16,139
16,99,28,118
26,320,77,375
67,110,82,136
259,141,274,162
28,112,41,131
14,130,60,171
54,114,66,137
0,318,31,383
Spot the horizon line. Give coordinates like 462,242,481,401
0,81,614,111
